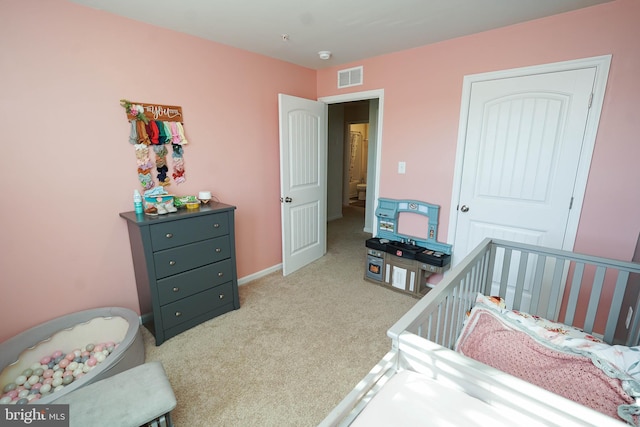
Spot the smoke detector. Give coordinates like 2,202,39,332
318,51,332,60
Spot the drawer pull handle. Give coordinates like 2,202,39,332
213,223,220,228
215,248,222,253
169,260,176,266
175,311,182,317
165,233,173,239
172,287,179,292
217,272,224,277
219,294,225,299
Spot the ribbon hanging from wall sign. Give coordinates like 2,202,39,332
120,99,188,190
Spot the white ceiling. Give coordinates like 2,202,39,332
69,0,613,70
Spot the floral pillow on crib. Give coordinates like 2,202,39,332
467,293,640,382
473,294,603,342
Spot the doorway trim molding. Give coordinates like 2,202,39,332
319,89,385,234
447,55,611,259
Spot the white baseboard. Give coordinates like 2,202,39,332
238,263,282,286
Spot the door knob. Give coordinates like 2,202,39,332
284,197,292,203
460,205,470,212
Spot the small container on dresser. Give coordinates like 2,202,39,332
120,202,239,345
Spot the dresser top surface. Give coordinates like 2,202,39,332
120,202,236,226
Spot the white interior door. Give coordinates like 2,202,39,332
455,67,597,255
278,94,327,276
453,67,598,308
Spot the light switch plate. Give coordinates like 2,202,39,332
398,161,406,174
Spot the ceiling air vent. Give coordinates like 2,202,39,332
338,66,363,89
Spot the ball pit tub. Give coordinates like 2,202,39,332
0,307,144,405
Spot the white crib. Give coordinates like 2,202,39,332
320,238,640,426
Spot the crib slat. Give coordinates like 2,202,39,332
529,255,546,315
443,293,452,348
499,249,512,299
563,262,584,327
448,289,457,348
546,258,566,320
434,304,443,343
629,296,640,346
454,279,465,346
512,252,528,311
604,270,628,343
584,266,606,333
485,243,498,295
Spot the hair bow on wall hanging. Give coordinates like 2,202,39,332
120,99,189,190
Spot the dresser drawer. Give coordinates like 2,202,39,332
156,259,233,305
150,213,229,251
160,282,234,329
153,236,230,279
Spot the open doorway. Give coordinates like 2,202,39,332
347,122,369,209
322,90,382,235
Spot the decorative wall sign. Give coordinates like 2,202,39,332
120,99,188,190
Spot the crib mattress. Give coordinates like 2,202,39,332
351,370,533,427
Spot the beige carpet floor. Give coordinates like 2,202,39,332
142,206,416,426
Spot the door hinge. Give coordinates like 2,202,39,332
588,93,593,109
569,196,574,210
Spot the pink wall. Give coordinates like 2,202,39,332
0,0,316,342
318,0,640,263
1,0,638,343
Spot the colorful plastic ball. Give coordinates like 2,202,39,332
16,398,29,405
15,375,27,386
40,356,52,365
51,378,63,388
58,359,70,369
52,350,63,359
0,396,12,404
3,383,16,393
39,384,52,394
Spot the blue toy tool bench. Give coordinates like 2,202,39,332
365,198,452,297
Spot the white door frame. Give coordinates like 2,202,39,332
447,55,611,260
320,89,385,234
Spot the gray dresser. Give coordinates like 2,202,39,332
120,202,239,345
